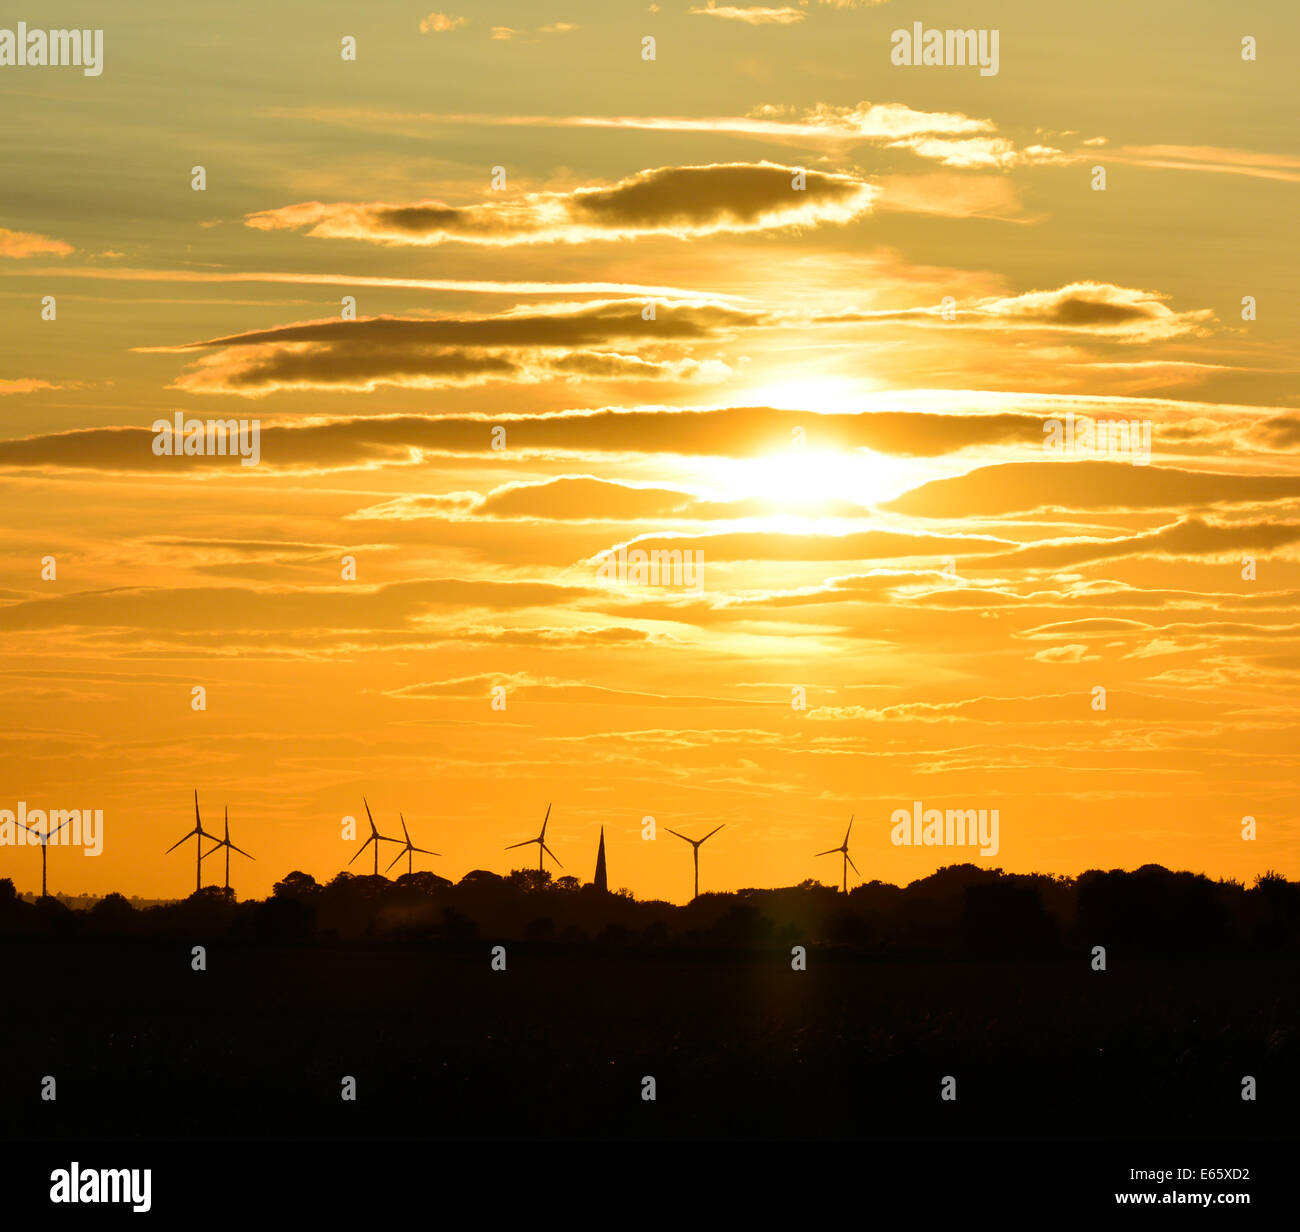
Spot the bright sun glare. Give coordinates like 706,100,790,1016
694,448,921,513
707,378,926,510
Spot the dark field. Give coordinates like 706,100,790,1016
3,939,1294,1142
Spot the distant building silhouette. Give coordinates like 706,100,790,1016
594,827,608,893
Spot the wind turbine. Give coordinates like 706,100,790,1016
19,815,72,898
349,798,400,876
666,824,725,900
165,789,221,894
385,813,440,875
816,815,860,893
204,805,254,892
506,803,561,872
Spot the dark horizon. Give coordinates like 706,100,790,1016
4,861,1296,960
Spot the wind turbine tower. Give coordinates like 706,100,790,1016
19,814,72,899
349,798,400,876
165,790,221,894
205,805,255,892
666,824,725,900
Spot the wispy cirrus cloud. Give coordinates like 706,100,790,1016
3,398,1286,474
890,135,1073,169
0,379,61,394
244,162,876,247
263,103,1299,185
1110,145,1300,184
491,21,576,40
0,579,592,634
12,265,710,299
822,282,1214,343
265,100,1072,171
139,280,1205,399
689,4,806,23
599,527,1011,564
980,516,1300,569
885,462,1300,518
349,476,871,523
279,100,994,142
162,342,732,397
0,405,1040,472
385,674,746,707
142,300,755,395
0,226,73,258
873,172,1028,220
148,301,765,354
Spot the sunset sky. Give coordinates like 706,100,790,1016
2,1,1297,901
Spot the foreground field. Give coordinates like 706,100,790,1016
3,940,1293,1141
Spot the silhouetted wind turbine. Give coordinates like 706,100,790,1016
165,789,221,894
506,803,561,872
20,815,72,898
204,805,254,891
816,815,859,893
666,824,724,900
385,813,440,875
349,798,400,876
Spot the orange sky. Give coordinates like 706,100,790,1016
1,1,1297,900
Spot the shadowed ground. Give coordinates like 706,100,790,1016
2,940,1293,1142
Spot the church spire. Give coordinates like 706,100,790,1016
594,826,607,893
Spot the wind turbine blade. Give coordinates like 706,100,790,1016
364,797,378,837
665,828,690,843
846,854,861,877
815,847,837,857
504,839,534,851
541,843,562,867
194,789,201,828
165,830,198,854
347,835,374,865
48,817,72,838
412,846,440,856
228,842,254,859
702,824,725,842
400,814,412,843
844,816,854,844
384,848,407,873
540,802,551,839
224,806,230,842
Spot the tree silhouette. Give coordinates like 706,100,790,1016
0,865,1292,958
273,870,320,900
